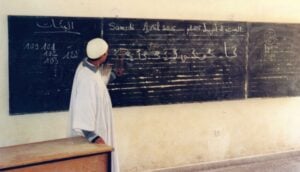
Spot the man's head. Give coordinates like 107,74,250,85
86,38,109,66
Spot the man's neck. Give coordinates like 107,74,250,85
87,58,100,68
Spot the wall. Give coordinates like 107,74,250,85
1,0,300,171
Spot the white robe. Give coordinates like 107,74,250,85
69,60,119,172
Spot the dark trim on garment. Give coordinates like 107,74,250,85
82,129,100,143
82,58,117,83
82,58,98,73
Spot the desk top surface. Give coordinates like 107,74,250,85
0,136,113,169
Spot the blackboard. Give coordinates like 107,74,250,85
8,16,300,115
248,23,300,97
8,16,102,114
104,18,247,106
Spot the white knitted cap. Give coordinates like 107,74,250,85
86,38,108,59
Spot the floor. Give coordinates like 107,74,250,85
154,150,300,172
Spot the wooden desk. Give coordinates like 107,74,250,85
0,137,113,172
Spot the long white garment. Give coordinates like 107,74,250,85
69,59,119,172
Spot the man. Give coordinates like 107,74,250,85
69,38,119,172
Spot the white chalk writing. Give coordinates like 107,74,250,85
23,42,79,65
112,42,237,63
263,29,278,59
108,21,243,35
62,45,79,60
143,22,161,33
35,19,80,35
24,42,55,51
108,22,135,31
187,23,243,35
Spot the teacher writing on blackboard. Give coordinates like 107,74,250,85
69,38,119,172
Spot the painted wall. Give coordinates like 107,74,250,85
1,0,300,171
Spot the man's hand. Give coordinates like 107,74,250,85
95,137,105,144
101,64,112,77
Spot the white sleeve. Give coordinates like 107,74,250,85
72,78,97,132
100,65,112,85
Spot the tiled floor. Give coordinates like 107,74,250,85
154,150,300,172
198,157,300,172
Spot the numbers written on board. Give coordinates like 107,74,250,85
23,42,79,65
